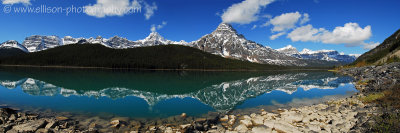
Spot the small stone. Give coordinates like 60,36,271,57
229,115,236,119
60,122,68,129
273,122,298,133
181,113,187,118
180,124,191,130
158,125,166,131
195,118,207,123
250,113,257,118
11,120,47,132
45,121,56,129
9,114,16,121
56,117,69,121
251,116,264,126
261,111,267,116
165,127,173,133
110,120,120,128
35,128,49,133
239,119,252,128
27,114,39,120
221,122,229,128
252,125,272,133
89,122,97,129
283,112,303,123
307,124,321,132
149,126,157,131
228,118,236,126
220,115,229,122
234,124,248,132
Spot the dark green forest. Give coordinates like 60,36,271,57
0,44,285,70
0,48,27,57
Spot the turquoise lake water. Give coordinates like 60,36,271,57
0,67,357,119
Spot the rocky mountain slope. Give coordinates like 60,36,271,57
353,29,400,65
0,40,28,52
191,23,306,66
22,35,63,52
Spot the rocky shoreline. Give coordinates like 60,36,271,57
0,94,377,133
339,62,400,94
1,63,399,133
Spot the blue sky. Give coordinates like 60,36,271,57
0,0,399,55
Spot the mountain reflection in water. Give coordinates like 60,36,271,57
0,68,355,118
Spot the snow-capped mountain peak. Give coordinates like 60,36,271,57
300,48,312,54
277,45,300,55
213,23,237,34
142,32,167,43
211,23,245,40
0,40,28,52
192,23,305,66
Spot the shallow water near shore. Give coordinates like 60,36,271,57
0,67,357,120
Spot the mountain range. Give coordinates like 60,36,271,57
0,23,358,66
276,45,359,64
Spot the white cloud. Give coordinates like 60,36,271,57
221,0,275,24
84,0,141,18
287,24,325,42
2,0,30,5
288,22,375,49
144,1,157,20
150,21,167,32
268,12,310,32
265,12,310,40
268,12,302,32
84,0,156,19
262,14,273,19
362,42,379,50
320,23,372,44
270,32,286,40
300,13,310,25
251,25,258,30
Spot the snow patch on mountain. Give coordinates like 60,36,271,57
22,35,63,52
0,40,28,52
12,33,190,53
191,23,306,66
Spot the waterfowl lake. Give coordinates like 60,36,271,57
0,68,357,119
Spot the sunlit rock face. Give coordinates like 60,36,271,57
22,35,63,52
192,23,306,66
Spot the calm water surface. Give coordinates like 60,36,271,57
0,68,357,119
